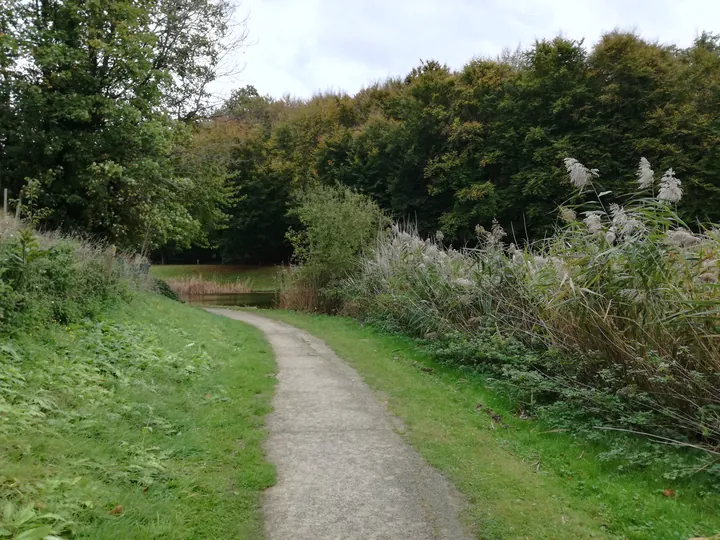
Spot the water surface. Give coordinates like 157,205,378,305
180,291,277,308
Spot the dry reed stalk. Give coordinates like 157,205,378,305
166,276,252,295
278,281,320,311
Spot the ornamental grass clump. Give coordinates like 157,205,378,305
343,157,720,450
528,159,719,445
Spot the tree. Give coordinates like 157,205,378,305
0,0,242,249
198,31,720,264
221,125,295,264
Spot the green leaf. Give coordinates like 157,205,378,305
15,526,53,540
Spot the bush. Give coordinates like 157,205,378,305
0,219,147,330
153,278,181,301
342,158,720,451
281,185,387,311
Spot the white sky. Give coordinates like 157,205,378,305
211,0,719,100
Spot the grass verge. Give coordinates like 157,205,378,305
1,293,276,539
150,265,280,291
257,309,720,540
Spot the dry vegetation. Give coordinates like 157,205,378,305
282,160,720,457
166,275,253,295
342,159,720,452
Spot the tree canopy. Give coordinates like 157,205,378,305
0,0,239,250
207,32,720,262
2,12,720,263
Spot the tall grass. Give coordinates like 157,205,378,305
0,216,148,329
343,159,720,450
166,275,252,295
277,266,322,311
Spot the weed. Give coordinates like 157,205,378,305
0,294,276,538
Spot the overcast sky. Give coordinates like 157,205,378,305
211,0,718,100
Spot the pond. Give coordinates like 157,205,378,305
180,291,277,308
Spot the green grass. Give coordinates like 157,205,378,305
256,309,720,540
150,265,280,290
1,293,276,539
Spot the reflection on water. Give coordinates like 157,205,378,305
180,291,277,308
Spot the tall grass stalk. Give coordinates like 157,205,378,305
343,158,720,450
166,275,252,295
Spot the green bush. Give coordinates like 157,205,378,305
0,223,146,330
153,278,181,301
343,157,720,453
281,185,387,311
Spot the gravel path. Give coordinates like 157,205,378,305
206,308,472,540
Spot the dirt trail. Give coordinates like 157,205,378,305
207,308,472,540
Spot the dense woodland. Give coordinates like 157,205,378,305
204,31,720,263
1,1,720,263
0,0,236,252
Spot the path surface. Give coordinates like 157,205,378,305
207,309,471,540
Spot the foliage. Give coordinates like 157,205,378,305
342,157,720,454
288,185,387,281
0,0,240,250
261,309,720,540
218,118,295,264
280,184,386,310
152,278,180,301
0,219,146,330
0,501,72,539
0,294,276,539
198,32,720,264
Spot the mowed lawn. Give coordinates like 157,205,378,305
0,294,277,539
257,309,720,540
150,265,280,291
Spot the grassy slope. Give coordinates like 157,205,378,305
1,294,276,539
150,265,279,290
258,310,720,540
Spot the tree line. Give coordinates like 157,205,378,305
206,31,720,263
2,5,719,264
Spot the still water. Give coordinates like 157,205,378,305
180,291,277,308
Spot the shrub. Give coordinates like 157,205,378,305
343,158,720,451
281,184,387,311
0,218,147,330
153,278,181,301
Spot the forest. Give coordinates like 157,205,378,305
183,31,720,263
1,1,719,264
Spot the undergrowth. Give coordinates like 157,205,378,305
0,218,147,330
0,294,276,539
1,220,276,538
339,157,720,474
